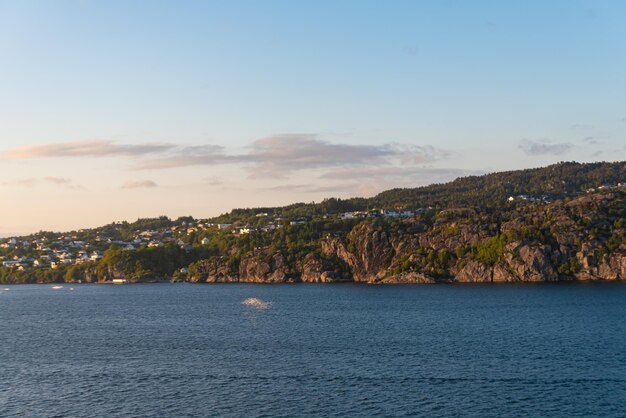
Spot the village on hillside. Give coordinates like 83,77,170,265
0,208,430,272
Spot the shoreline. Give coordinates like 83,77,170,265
2,278,626,286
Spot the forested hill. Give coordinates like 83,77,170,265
370,161,625,209
212,161,625,223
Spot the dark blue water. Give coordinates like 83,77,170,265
1,283,625,417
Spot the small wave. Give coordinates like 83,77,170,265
51,285,64,290
1,288,9,291
69,288,75,291
241,297,272,309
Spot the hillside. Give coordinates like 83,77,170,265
1,161,624,284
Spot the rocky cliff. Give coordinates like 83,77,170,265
185,192,625,284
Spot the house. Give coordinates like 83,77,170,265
261,223,277,232
382,210,399,218
90,251,103,261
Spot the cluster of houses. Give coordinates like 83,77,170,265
586,183,626,193
0,236,104,271
507,195,552,203
0,222,200,272
339,209,427,220
507,183,625,203
0,208,433,271
0,218,251,271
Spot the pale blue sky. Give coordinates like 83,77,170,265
1,0,625,234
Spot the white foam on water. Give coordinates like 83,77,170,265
241,297,272,309
51,286,64,290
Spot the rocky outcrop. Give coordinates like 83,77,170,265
298,253,346,283
239,252,292,283
133,192,626,284
322,223,395,282
188,257,238,283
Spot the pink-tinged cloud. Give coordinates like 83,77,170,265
1,140,174,158
135,134,450,178
1,177,83,190
122,180,158,189
43,176,72,184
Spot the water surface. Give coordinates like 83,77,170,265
1,283,625,417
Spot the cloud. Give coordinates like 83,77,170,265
1,140,174,159
135,134,448,178
401,45,419,57
264,183,360,194
2,135,452,181
43,176,72,185
393,144,452,165
570,124,594,130
582,136,598,144
12,178,39,187
2,177,83,190
244,134,398,178
122,180,158,189
134,145,230,170
518,139,573,156
204,176,223,186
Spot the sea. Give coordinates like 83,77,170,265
1,283,625,417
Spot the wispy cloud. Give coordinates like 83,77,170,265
518,139,573,156
582,136,598,144
122,180,158,189
204,176,223,186
1,140,174,159
43,176,72,185
264,183,360,194
134,145,230,170
2,177,83,190
570,123,595,130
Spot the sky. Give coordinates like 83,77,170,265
1,0,625,235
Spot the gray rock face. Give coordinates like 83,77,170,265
178,192,625,284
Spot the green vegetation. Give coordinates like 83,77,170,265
472,234,506,266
